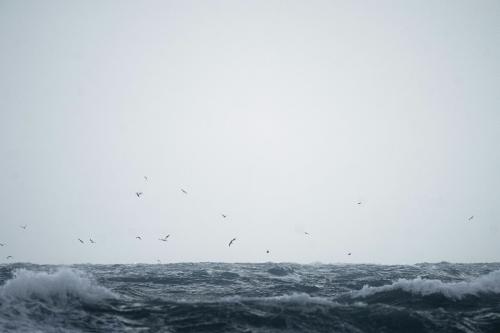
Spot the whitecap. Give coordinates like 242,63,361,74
0,268,116,304
352,270,500,300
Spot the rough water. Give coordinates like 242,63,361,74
0,263,499,332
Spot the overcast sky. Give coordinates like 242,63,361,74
1,0,499,264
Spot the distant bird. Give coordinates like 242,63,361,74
266,250,270,254
228,238,236,247
136,236,142,240
89,239,95,244
78,238,84,244
222,214,227,218
159,235,170,242
357,202,362,205
304,232,310,235
348,252,352,256
468,215,474,221
136,192,143,198
20,225,27,230
181,189,188,194
144,176,148,181
0,243,4,247
6,256,12,260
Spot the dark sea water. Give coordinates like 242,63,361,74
0,262,499,332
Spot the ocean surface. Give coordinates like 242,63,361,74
0,262,499,332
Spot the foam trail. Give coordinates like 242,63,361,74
0,268,116,304
353,270,500,300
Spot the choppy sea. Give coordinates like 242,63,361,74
0,262,499,332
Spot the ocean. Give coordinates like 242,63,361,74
0,262,499,332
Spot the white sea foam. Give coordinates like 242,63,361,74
219,293,338,306
0,268,116,304
353,270,500,300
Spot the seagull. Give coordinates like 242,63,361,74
6,256,12,260
222,214,227,218
144,176,148,181
348,252,352,256
89,239,95,244
228,238,236,247
78,238,84,244
181,189,188,194
136,192,143,198
159,235,170,242
20,225,27,230
0,243,4,247
136,236,142,240
304,232,310,236
357,201,362,205
266,250,270,254
468,215,474,221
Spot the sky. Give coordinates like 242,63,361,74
0,0,499,264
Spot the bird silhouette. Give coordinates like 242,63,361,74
20,225,27,230
78,238,84,244
136,192,143,198
0,243,4,247
90,239,95,244
136,236,142,240
468,215,474,221
228,238,236,247
159,235,170,242
222,214,227,218
181,189,188,194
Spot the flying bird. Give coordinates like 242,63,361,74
304,232,310,235
181,189,188,194
468,215,474,221
159,235,170,242
357,202,362,205
222,214,227,218
89,239,95,244
266,250,270,254
136,192,143,198
6,256,12,260
0,243,4,247
144,176,148,181
228,238,236,247
20,225,27,230
78,238,84,244
348,252,352,256
136,236,142,240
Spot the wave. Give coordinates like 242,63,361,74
353,270,500,300
0,268,116,304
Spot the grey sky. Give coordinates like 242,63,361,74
1,0,499,264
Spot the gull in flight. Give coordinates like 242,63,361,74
181,189,188,194
357,201,362,205
266,250,270,254
304,232,310,236
468,215,474,221
136,236,142,240
144,176,148,181
90,239,95,244
20,225,27,230
159,235,170,242
348,252,352,256
228,238,236,247
136,192,143,198
0,243,4,247
78,238,84,244
222,214,227,219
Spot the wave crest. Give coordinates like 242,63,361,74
0,268,116,304
353,270,500,300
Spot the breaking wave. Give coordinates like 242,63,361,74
0,268,116,304
353,269,500,300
